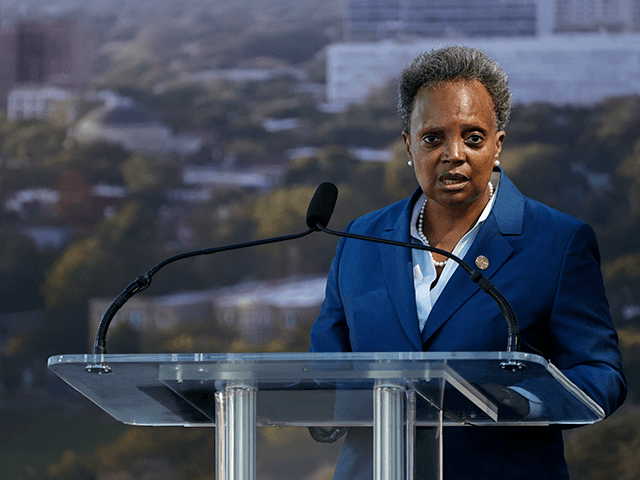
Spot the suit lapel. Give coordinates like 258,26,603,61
379,190,423,351
421,171,525,345
421,215,514,344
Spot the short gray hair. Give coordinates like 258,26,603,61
398,46,512,133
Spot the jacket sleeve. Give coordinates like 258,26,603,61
547,222,626,417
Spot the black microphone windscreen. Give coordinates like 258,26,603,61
306,182,338,229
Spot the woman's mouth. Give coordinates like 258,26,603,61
439,174,468,189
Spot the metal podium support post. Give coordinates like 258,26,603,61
215,384,257,480
406,390,416,480
374,381,406,480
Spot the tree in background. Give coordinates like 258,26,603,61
0,229,47,312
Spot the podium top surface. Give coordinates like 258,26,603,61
48,351,604,427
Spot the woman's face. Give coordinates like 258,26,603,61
403,78,505,210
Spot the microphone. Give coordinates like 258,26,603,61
310,183,522,360
88,183,338,362
306,182,338,230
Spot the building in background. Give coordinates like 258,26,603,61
344,0,553,41
555,0,640,33
0,15,95,110
328,0,640,109
343,0,640,41
7,86,72,121
72,103,203,156
326,35,640,107
88,275,327,350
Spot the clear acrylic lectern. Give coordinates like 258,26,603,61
48,351,604,480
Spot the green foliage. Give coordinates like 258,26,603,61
47,427,214,480
0,229,47,312
0,117,67,162
239,30,330,64
609,236,640,315
58,141,129,184
234,186,332,278
225,138,270,166
41,202,154,308
152,83,209,132
566,411,640,480
137,23,197,57
506,103,589,146
313,82,399,148
121,154,165,195
616,327,640,402
253,186,317,237
614,138,640,226
383,139,419,202
0,411,127,480
42,232,107,308
591,96,640,145
617,138,640,183
45,423,342,480
497,142,561,176
107,322,143,354
253,95,318,120
283,145,358,187
0,121,133,205
90,26,169,94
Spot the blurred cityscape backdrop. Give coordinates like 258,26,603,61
1,0,640,478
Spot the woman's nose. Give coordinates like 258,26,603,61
441,138,465,162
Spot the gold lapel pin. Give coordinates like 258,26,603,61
475,255,489,270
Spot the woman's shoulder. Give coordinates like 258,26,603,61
498,171,588,234
522,194,588,232
516,193,602,256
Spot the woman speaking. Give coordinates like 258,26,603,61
309,46,626,479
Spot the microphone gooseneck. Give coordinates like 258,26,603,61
91,183,339,358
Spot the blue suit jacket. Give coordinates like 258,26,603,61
310,171,626,479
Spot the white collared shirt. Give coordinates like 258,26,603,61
408,175,544,418
409,176,499,333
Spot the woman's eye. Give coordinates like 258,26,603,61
468,134,483,144
422,134,439,144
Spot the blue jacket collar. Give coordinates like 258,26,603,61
380,169,524,349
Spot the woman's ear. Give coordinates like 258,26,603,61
402,130,413,166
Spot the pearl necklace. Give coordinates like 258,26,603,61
417,182,494,268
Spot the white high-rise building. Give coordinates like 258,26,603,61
345,0,540,40
343,0,640,40
326,35,640,107
327,0,640,108
555,0,640,33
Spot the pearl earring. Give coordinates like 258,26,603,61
408,160,413,167
494,159,500,167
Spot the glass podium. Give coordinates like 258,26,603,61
48,351,604,480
